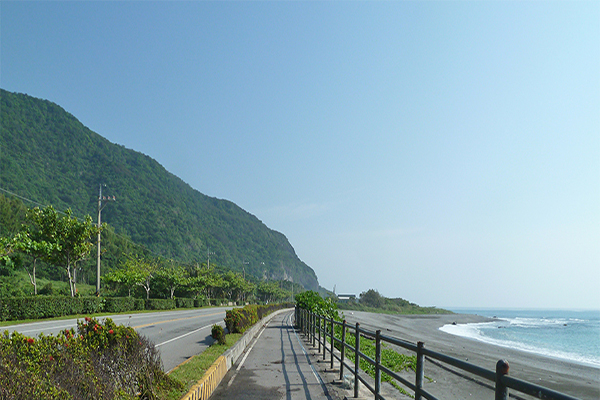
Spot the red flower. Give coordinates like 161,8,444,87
108,329,114,334
27,338,34,344
85,317,91,322
49,355,54,361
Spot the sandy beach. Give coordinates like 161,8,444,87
330,311,600,399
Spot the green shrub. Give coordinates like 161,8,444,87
211,324,226,345
224,303,293,334
0,317,182,399
144,299,175,310
193,298,206,308
175,298,194,308
134,298,145,311
103,297,136,313
38,282,55,295
0,296,104,321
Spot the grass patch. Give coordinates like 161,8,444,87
158,333,242,400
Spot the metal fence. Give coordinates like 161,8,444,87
295,307,580,400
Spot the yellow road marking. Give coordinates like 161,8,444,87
133,311,224,329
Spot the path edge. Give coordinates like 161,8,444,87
179,307,293,400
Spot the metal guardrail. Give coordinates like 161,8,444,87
295,306,581,400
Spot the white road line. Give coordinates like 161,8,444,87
155,323,216,347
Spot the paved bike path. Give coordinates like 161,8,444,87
210,311,341,400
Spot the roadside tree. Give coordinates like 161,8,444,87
26,206,99,297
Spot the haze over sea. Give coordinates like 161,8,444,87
442,309,600,368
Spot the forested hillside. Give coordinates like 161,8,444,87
0,89,319,290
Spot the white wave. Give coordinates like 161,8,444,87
439,322,600,368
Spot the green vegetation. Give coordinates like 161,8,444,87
342,331,417,398
0,317,181,399
296,291,431,398
338,289,452,315
295,290,340,321
224,303,293,334
211,324,226,345
163,333,242,400
0,199,305,321
0,88,319,290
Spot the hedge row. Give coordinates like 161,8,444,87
0,296,103,321
224,302,294,334
0,296,209,322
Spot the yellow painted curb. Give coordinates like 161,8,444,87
179,355,228,400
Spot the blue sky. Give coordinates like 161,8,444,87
2,1,598,309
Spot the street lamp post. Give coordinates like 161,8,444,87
97,184,116,295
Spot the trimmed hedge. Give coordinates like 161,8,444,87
0,296,103,321
193,298,207,308
103,297,136,313
225,303,293,334
134,298,145,311
175,298,194,308
144,299,176,310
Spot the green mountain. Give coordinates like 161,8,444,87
0,88,319,290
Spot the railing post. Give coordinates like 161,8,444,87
415,341,424,400
330,317,334,370
354,322,360,398
323,315,327,360
312,313,317,347
375,330,381,400
318,315,322,354
495,359,510,400
340,320,346,381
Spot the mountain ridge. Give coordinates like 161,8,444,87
0,88,319,290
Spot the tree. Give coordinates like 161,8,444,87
295,290,339,321
257,281,287,304
154,264,189,299
359,289,384,308
27,206,100,297
1,229,58,295
103,266,142,297
13,231,57,295
196,267,224,302
125,254,160,300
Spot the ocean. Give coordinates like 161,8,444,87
440,308,600,368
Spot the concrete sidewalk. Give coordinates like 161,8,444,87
210,310,348,400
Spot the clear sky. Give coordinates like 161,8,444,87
2,1,598,309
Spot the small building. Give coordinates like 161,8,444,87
337,294,357,303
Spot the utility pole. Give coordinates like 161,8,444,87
242,260,249,280
207,248,215,269
97,184,116,295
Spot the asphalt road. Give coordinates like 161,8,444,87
1,307,230,372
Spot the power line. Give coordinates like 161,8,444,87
0,186,194,267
